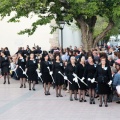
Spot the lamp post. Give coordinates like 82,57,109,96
59,21,65,49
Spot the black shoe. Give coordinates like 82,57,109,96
83,100,87,102
79,99,83,102
24,84,26,88
45,92,48,95
56,95,59,97
29,89,31,91
74,97,78,100
47,91,50,95
99,104,102,107
93,101,95,104
85,94,89,97
59,95,63,97
3,81,6,84
105,104,108,107
70,98,73,101
90,98,92,104
20,85,23,88
116,101,120,104
92,98,95,104
95,95,99,98
8,81,10,84
32,88,36,91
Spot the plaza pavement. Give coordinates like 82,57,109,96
0,78,120,120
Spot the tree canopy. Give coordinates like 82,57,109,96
0,0,120,50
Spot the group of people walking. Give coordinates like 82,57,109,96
0,45,120,107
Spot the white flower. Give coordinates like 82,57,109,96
60,6,65,11
94,64,97,67
49,2,55,7
104,67,107,70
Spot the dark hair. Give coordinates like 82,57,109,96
41,52,49,61
54,53,60,61
78,54,85,63
69,50,73,56
87,54,95,63
5,47,8,50
1,51,6,55
18,52,23,57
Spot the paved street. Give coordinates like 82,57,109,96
0,78,120,120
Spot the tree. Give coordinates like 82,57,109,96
0,0,120,51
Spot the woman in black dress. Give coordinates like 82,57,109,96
75,55,87,102
52,53,64,97
66,56,78,101
16,52,27,88
1,51,10,84
26,53,38,91
95,56,112,107
40,53,52,95
84,55,97,104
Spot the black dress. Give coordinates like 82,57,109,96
17,58,26,78
52,61,64,86
1,56,10,75
26,59,38,81
95,65,112,94
84,63,97,89
75,63,87,90
66,63,78,91
40,61,52,84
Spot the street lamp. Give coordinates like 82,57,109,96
59,21,65,49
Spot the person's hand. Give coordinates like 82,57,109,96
23,71,26,75
50,71,53,75
73,77,78,83
88,78,91,81
91,78,95,83
81,77,85,82
73,73,77,77
108,80,112,86
38,73,42,77
64,76,68,80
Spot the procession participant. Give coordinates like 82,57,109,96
95,56,112,107
26,53,38,91
26,46,31,56
113,60,120,104
4,47,10,57
52,53,64,97
63,60,68,91
1,51,10,84
84,54,97,104
40,52,52,95
75,55,87,102
16,52,27,88
65,56,78,101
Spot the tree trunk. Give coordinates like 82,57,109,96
93,21,114,47
77,16,94,52
77,15,114,51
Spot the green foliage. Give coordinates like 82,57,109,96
0,0,120,39
94,16,108,38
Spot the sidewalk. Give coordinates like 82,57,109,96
0,78,120,120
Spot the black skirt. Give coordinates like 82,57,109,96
27,69,38,81
78,80,87,90
68,75,78,91
42,72,52,84
54,72,64,86
98,82,110,94
17,68,27,78
87,80,96,89
1,66,9,75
